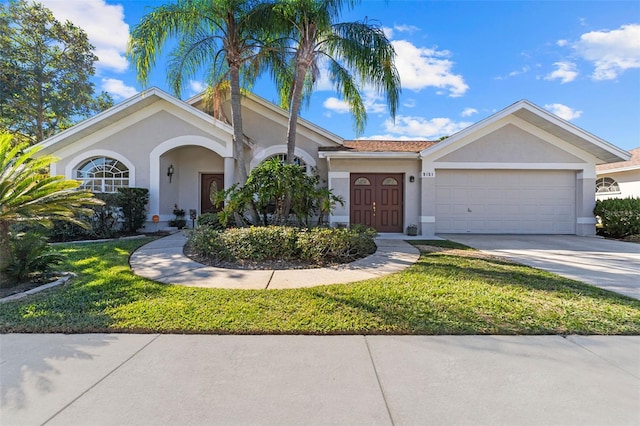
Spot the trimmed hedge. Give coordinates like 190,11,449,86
187,225,377,264
594,197,640,238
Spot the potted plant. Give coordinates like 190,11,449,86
169,204,187,229
406,224,418,236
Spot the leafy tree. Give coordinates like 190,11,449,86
0,134,102,286
267,0,400,163
215,158,342,227
0,0,114,143
128,0,280,185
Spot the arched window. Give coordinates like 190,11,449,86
266,154,308,172
75,157,130,193
596,177,620,194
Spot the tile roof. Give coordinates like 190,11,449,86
596,147,640,171
319,140,439,153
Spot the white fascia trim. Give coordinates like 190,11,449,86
420,216,436,223
419,99,628,162
328,171,350,179
188,91,345,145
36,87,233,154
64,149,136,185
421,115,596,165
596,165,640,174
577,217,597,224
250,145,317,170
245,93,344,145
432,162,588,171
319,151,420,159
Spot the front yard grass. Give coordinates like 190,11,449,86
0,238,638,334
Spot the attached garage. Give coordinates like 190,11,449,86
435,170,576,234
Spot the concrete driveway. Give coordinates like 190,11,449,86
440,234,640,300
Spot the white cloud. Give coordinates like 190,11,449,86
403,98,416,108
323,89,388,115
545,61,578,83
40,0,130,73
394,24,420,34
323,97,351,114
383,24,420,40
495,66,530,80
392,40,468,97
544,103,583,121
557,39,569,47
101,78,138,100
461,107,478,117
573,24,640,80
370,115,472,139
188,80,205,95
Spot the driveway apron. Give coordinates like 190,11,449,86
440,234,640,300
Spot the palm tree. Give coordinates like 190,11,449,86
268,0,401,164
0,134,101,286
127,0,278,184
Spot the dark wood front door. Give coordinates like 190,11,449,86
350,173,403,232
201,174,224,214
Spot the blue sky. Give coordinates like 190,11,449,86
39,0,639,150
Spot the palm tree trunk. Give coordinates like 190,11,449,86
286,63,309,164
229,66,247,185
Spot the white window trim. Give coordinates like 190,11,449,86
250,145,316,172
66,149,136,187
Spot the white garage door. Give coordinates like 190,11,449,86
435,170,576,234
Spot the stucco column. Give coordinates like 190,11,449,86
420,161,437,236
327,171,350,227
576,169,596,236
420,175,436,236
224,157,235,189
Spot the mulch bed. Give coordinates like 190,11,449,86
183,246,346,270
0,274,63,299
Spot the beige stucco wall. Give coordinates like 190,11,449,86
56,109,224,191
160,146,225,217
596,169,640,200
420,119,598,237
327,158,421,232
437,124,585,163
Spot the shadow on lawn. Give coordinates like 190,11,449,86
307,252,640,335
416,250,640,304
0,239,168,333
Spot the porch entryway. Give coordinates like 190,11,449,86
350,173,403,232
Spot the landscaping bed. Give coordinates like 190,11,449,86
0,238,638,335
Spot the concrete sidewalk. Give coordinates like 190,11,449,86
130,232,420,289
1,334,638,425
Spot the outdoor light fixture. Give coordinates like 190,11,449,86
167,164,174,183
409,175,415,182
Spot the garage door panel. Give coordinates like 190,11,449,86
435,170,576,234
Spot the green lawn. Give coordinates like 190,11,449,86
0,238,638,334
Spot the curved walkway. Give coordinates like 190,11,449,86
130,232,420,289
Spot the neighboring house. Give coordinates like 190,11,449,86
35,87,630,236
595,147,640,200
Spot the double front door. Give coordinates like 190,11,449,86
350,173,403,232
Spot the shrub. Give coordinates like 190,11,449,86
4,230,64,285
118,188,149,233
49,188,149,241
187,225,377,264
216,159,343,227
594,197,640,238
197,212,234,230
